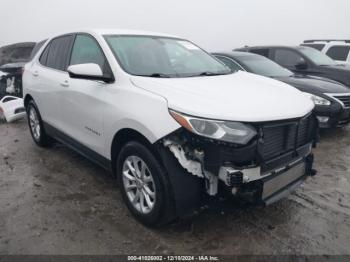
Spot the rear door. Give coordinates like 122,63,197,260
60,34,114,156
30,35,74,128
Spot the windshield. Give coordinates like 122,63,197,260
238,55,293,77
298,47,337,66
104,35,231,78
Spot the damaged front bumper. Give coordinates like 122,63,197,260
160,114,318,205
218,153,316,205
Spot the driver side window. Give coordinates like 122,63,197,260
70,34,111,76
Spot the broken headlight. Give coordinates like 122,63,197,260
170,110,257,145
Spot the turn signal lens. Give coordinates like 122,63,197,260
170,110,193,131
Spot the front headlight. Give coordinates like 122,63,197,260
307,93,331,106
169,110,257,145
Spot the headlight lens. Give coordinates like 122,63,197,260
170,110,257,145
307,94,331,106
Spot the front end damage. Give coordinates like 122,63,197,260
159,113,318,206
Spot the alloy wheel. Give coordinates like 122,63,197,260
29,107,41,141
122,155,156,214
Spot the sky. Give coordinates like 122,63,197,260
0,0,348,51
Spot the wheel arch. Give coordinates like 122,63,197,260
110,128,162,176
24,94,34,109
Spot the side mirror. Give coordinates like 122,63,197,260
295,61,308,70
67,63,113,83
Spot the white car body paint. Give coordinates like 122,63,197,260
130,71,314,122
23,29,314,160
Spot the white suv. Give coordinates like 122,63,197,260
23,29,317,226
301,40,350,65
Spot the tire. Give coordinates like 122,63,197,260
117,141,176,227
26,100,54,147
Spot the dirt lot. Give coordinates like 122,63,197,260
1,120,350,255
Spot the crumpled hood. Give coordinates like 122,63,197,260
130,71,314,122
274,75,350,94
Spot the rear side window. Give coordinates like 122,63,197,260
301,44,325,51
70,34,109,74
46,35,74,71
215,56,243,72
30,40,47,60
274,49,304,67
326,46,350,61
249,49,270,58
39,44,50,65
39,35,74,71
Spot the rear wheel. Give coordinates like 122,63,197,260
27,100,54,147
117,141,176,227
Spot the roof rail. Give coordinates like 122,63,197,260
303,39,350,43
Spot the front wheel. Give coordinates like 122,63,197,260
27,100,54,147
117,141,176,227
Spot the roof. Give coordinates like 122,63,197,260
235,45,309,51
304,39,350,43
53,28,181,39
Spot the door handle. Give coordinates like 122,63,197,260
60,80,69,87
33,70,39,77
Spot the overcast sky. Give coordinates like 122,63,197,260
0,0,348,51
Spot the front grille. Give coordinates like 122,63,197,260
332,95,350,108
259,123,297,160
258,114,315,171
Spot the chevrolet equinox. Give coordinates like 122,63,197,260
23,29,317,226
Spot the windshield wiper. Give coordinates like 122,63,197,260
136,73,171,78
193,71,231,77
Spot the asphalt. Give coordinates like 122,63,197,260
1,120,350,255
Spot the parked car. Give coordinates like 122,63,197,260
23,29,317,226
213,51,350,128
235,45,350,89
0,42,35,66
0,71,8,98
301,40,350,65
0,62,26,98
0,96,25,123
0,42,36,98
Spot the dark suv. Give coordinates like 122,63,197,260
235,45,350,89
213,51,350,128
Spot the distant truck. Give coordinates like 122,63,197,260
0,42,36,98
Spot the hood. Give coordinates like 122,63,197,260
274,75,350,94
323,64,350,72
130,71,314,122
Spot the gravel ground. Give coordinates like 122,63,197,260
1,120,350,255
